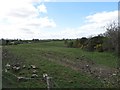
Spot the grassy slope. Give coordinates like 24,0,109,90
10,41,118,68
2,41,119,88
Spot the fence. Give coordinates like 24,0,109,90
3,70,60,89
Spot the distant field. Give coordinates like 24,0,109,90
2,41,119,88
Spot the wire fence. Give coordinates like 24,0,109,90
52,80,60,88
3,70,60,88
5,71,41,80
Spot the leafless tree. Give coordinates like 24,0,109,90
104,22,120,56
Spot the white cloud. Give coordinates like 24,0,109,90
26,17,56,28
37,3,47,13
48,10,118,39
86,11,117,24
78,10,118,37
0,0,118,40
0,0,56,39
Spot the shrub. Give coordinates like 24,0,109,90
95,44,103,52
67,41,74,48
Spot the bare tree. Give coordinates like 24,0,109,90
104,22,120,56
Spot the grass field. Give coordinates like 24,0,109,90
2,41,119,88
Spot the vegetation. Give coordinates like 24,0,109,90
1,22,120,88
64,22,120,57
2,40,119,88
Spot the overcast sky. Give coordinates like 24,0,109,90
0,0,118,40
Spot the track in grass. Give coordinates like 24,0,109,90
2,41,120,88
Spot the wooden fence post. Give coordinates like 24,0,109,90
46,76,53,90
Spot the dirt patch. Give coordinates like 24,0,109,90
41,52,120,87
2,48,120,88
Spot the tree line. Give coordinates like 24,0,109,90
0,38,63,45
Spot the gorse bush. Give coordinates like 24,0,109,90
64,35,104,52
64,22,119,56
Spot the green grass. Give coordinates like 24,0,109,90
7,41,118,68
2,41,119,88
2,54,104,88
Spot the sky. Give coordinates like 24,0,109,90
0,0,118,40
